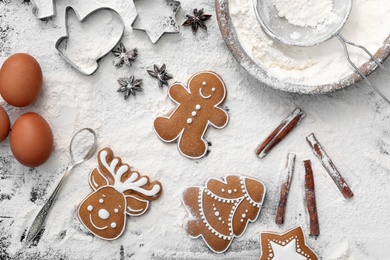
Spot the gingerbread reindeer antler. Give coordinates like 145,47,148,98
89,148,162,200
79,148,163,240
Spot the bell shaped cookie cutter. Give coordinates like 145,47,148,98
31,0,56,19
55,6,125,76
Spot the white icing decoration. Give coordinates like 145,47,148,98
195,104,201,110
191,176,266,250
87,205,93,212
127,205,144,213
269,239,307,260
212,87,216,92
199,88,212,99
192,111,197,116
91,175,99,189
114,208,119,213
187,118,193,124
98,209,110,220
111,222,117,228
242,213,246,218
89,214,108,230
202,81,207,86
99,199,104,204
99,150,161,196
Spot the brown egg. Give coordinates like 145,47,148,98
0,105,10,142
0,53,43,107
10,112,53,167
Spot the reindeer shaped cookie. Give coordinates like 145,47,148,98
78,148,162,240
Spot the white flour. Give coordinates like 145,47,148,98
230,0,390,86
1,0,390,259
273,0,333,27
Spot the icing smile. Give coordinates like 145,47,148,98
89,214,108,230
199,88,211,99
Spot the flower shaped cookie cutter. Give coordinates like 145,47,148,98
55,6,125,75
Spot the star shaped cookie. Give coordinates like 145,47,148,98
259,227,318,260
131,0,180,44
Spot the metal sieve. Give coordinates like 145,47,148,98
253,0,390,104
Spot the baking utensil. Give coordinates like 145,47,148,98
253,0,390,103
25,128,97,244
215,0,390,94
55,6,125,75
31,0,56,19
131,0,181,44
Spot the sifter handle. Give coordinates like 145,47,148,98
336,34,390,105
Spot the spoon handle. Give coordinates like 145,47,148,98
25,164,76,243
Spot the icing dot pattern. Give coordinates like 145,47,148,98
197,176,264,241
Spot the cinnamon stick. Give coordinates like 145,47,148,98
255,108,305,159
275,153,296,225
306,133,354,199
304,160,320,236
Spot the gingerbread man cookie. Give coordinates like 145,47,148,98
182,175,266,253
259,226,318,260
154,71,229,159
78,148,162,240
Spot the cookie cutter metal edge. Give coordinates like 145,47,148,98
31,0,56,20
131,0,181,44
55,6,125,76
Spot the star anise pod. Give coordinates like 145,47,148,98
147,64,173,88
182,8,212,34
112,43,138,68
117,76,143,100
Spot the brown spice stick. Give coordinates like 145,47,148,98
304,160,320,236
306,133,354,199
275,153,296,225
255,108,305,159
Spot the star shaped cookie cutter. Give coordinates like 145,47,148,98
55,6,125,75
31,0,56,19
131,0,181,44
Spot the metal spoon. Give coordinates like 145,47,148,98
253,0,390,104
25,128,97,244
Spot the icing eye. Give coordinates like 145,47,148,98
99,198,104,204
212,88,216,92
111,222,117,228
202,81,206,86
114,208,119,213
87,205,93,212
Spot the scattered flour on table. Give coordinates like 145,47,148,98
230,0,390,86
273,0,333,27
1,0,390,259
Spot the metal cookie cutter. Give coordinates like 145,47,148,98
55,6,125,76
131,0,181,44
31,0,56,19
